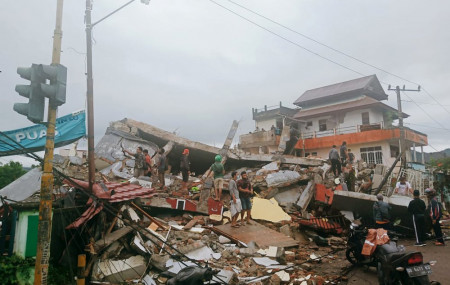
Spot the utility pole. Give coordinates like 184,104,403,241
85,0,95,190
34,0,64,284
85,0,149,190
388,85,420,170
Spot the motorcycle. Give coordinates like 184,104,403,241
346,222,439,285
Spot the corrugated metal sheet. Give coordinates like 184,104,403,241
294,75,387,106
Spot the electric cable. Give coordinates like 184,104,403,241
223,0,450,117
0,131,229,284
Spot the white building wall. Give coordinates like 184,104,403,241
305,141,395,166
300,107,385,136
256,119,277,131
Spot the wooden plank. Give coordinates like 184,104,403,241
94,226,133,251
215,221,298,249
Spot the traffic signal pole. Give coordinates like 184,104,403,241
34,0,64,284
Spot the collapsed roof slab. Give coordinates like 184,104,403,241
106,119,324,174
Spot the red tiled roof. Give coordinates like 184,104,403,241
66,179,157,203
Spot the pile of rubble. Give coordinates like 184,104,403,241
48,119,411,284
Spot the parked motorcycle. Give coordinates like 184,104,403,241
346,223,439,285
167,266,220,285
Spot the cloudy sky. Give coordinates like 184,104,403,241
1,0,449,165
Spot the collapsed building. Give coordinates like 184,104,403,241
0,75,441,284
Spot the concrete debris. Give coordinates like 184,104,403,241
93,255,147,282
251,197,292,223
12,119,423,285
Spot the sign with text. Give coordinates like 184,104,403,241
0,110,86,156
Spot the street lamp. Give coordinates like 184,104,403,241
85,0,149,190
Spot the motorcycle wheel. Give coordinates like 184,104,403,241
377,262,386,285
345,248,359,265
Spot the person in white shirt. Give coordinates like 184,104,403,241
394,176,412,196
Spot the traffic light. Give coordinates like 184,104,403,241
40,64,67,107
13,63,67,123
14,64,46,123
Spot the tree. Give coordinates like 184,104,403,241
0,161,27,189
429,157,450,170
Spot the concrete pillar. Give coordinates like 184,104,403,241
421,146,425,164
413,143,416,162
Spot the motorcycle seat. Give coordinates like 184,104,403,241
378,242,398,255
385,252,405,263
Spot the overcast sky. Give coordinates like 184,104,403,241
1,0,449,165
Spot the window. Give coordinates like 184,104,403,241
305,152,310,157
390,145,399,158
362,112,370,125
360,146,383,165
319,119,327,131
312,152,317,156
306,121,313,128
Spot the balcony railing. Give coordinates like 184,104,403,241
301,122,384,139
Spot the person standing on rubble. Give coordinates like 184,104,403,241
180,149,190,191
425,189,445,246
143,149,153,177
238,171,253,225
328,145,341,176
124,146,146,178
157,148,166,189
206,155,225,201
394,176,412,196
340,141,349,165
373,194,391,230
408,190,427,246
229,171,242,227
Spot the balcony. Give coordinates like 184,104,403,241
296,123,427,150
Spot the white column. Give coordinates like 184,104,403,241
421,146,425,164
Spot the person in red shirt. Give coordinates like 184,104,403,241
143,149,153,177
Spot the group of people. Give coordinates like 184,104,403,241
328,141,354,177
124,146,167,189
373,189,445,246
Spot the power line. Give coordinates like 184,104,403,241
404,122,450,131
224,0,450,118
401,91,450,131
402,100,450,107
207,0,366,77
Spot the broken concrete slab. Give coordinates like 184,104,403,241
273,186,302,207
253,257,279,266
266,170,303,188
215,221,298,248
251,197,291,223
93,255,147,283
332,190,414,227
296,181,315,212
94,226,133,252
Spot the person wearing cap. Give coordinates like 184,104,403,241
373,194,392,230
328,145,341,177
426,189,445,246
408,190,427,246
204,155,225,201
394,176,412,196
180,149,190,191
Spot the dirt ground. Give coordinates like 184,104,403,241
345,232,449,285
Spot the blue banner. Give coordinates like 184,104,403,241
0,110,86,156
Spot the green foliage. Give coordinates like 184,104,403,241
0,256,72,285
429,157,450,170
0,161,27,189
0,255,34,284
